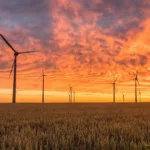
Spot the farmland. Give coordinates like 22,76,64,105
0,103,150,150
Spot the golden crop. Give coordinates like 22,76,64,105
0,103,150,150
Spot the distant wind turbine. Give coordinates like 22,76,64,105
112,76,118,103
134,70,139,103
139,90,141,103
40,70,46,104
0,34,38,103
68,93,70,103
73,90,75,103
122,93,125,103
68,84,73,103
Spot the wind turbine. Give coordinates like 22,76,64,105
68,93,70,103
139,90,141,103
134,70,139,103
68,84,73,103
40,70,46,104
112,77,118,103
122,93,125,103
73,90,75,103
0,34,38,103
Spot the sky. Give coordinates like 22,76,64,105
0,0,150,103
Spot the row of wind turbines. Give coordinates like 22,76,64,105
0,34,142,104
112,70,141,103
0,34,76,104
68,84,75,103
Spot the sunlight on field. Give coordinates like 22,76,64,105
0,103,150,149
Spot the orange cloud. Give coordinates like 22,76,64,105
0,0,150,102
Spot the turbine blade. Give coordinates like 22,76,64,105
9,60,15,78
0,34,16,52
137,79,140,85
38,75,42,80
18,51,39,54
115,75,119,82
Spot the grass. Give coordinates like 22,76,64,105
0,103,150,150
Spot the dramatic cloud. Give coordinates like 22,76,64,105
0,0,150,102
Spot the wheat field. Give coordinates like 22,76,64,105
0,103,150,150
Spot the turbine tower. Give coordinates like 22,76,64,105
122,93,125,103
112,77,118,103
139,90,141,103
68,93,70,103
68,84,73,103
0,34,38,103
41,70,46,104
73,90,75,103
134,70,139,103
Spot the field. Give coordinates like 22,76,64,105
0,103,150,150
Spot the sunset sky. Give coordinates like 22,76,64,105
0,0,150,103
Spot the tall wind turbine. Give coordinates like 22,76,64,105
0,34,38,103
112,77,118,103
134,70,139,103
40,70,46,104
68,84,73,103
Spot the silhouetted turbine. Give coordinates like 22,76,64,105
122,93,125,103
68,93,70,103
0,34,38,103
139,90,141,103
73,90,75,103
40,70,46,104
68,84,73,103
112,77,118,103
134,70,139,103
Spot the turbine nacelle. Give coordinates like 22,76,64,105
14,52,19,56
